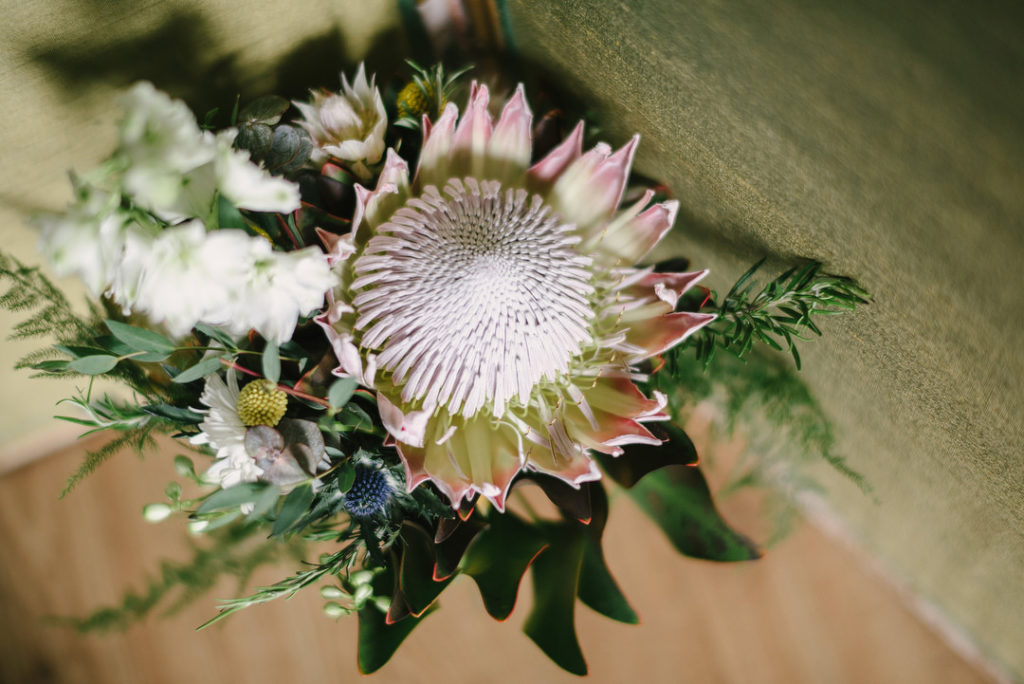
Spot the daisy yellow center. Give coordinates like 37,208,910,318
351,178,595,419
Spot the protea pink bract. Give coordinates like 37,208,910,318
317,82,714,510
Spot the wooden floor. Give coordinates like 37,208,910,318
0,435,993,684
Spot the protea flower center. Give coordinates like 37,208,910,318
316,80,716,510
351,178,593,419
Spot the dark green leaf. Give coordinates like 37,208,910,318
194,323,238,350
105,319,176,354
595,422,698,488
358,566,436,674
271,483,315,536
334,464,356,493
627,465,761,562
460,512,549,621
142,403,204,424
434,518,485,580
32,359,69,373
398,522,452,615
523,525,588,675
68,355,118,374
328,377,358,409
265,125,312,174
216,195,247,230
577,538,638,624
173,356,224,384
262,341,280,384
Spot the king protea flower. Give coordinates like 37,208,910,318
317,82,714,510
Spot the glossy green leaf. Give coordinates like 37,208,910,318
434,518,485,580
68,354,118,375
523,525,588,675
596,422,698,488
334,463,356,493
358,567,437,674
238,95,290,125
460,512,549,621
398,522,452,615
172,356,225,384
105,319,176,354
261,341,280,383
627,465,761,562
216,194,248,229
577,537,638,624
271,483,314,537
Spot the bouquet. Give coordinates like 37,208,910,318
2,39,868,675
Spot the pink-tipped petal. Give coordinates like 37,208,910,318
626,311,717,360
378,393,430,447
628,269,709,308
584,375,664,418
417,102,459,187
487,84,533,180
315,227,356,266
449,82,493,178
527,120,584,191
549,136,638,230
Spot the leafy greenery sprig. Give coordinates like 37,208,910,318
687,259,869,369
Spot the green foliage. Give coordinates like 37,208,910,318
0,252,96,365
394,60,473,130
59,424,158,499
53,524,301,632
687,259,869,369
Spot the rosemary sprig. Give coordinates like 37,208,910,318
688,259,869,369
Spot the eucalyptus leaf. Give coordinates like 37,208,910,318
262,341,280,384
271,484,315,537
195,482,266,515
238,95,290,125
172,356,225,384
328,378,358,409
105,319,176,354
235,123,274,159
31,359,69,373
245,484,281,521
193,323,238,350
265,125,312,174
68,355,118,375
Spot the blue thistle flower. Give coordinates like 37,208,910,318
343,463,394,517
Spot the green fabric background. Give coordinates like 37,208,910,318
503,0,1024,678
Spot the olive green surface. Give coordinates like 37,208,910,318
504,0,1024,678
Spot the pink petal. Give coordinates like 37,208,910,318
448,81,493,178
584,375,663,418
377,393,430,447
417,102,459,188
625,311,717,360
627,269,709,308
526,121,584,191
487,84,533,178
550,135,639,229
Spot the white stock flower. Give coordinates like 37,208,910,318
294,64,387,176
34,183,127,295
118,82,300,221
222,241,337,344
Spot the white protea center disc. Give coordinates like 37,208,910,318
351,177,595,419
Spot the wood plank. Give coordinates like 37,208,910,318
0,436,993,683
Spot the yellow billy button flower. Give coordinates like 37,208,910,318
236,379,288,427
396,80,438,121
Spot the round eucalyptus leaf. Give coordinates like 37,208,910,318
235,122,274,160
266,125,313,173
238,95,291,125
